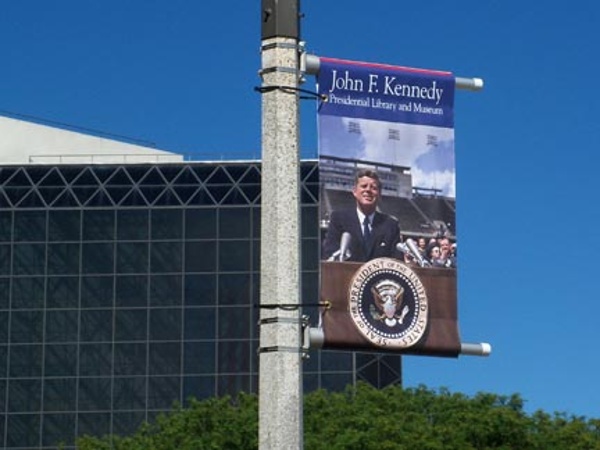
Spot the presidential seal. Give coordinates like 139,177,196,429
348,257,428,349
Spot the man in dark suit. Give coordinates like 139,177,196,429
322,169,401,262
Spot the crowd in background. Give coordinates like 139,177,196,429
403,235,457,269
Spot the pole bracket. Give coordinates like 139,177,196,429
261,41,302,52
258,346,303,354
259,316,303,325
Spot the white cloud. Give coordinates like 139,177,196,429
411,166,456,198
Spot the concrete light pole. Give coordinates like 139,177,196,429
259,1,303,448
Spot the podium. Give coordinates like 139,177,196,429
319,261,461,357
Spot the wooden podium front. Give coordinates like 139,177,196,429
320,261,461,357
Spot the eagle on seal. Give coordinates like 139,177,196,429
370,280,410,327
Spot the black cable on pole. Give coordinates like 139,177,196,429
254,85,327,101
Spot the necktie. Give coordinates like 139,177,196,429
363,216,371,249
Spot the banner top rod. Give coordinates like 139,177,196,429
303,53,484,91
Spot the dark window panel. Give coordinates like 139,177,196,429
9,344,42,377
0,211,12,242
13,243,46,275
106,167,133,186
148,376,181,410
82,242,114,274
250,339,259,375
321,350,353,372
151,241,182,273
125,166,153,184
42,412,76,447
301,162,319,183
150,275,182,307
218,374,250,398
70,168,96,188
40,186,67,206
218,240,250,272
116,242,149,274
139,166,165,186
117,209,149,240
149,308,182,341
251,297,260,340
252,239,260,272
112,411,145,437
44,344,78,377
46,276,79,309
0,345,6,377
14,210,46,242
10,310,43,343
113,377,147,411
223,165,250,184
184,307,215,340
77,413,111,439
8,378,42,412
49,209,81,242
172,186,198,204
185,208,216,239
6,413,41,448
78,377,112,411
205,166,231,185
185,241,216,272
238,184,261,204
218,306,251,340
183,375,215,403
55,167,81,185
218,274,250,306
301,205,319,238
251,207,261,239
3,187,31,206
11,276,44,309
219,208,251,239
115,309,147,342
218,340,250,373
191,165,218,183
43,378,77,412
149,342,181,375
47,243,80,275
116,275,148,307
81,276,114,308
301,238,319,271
0,379,5,411
80,309,114,342
303,373,320,393
83,210,115,241
151,209,183,240
301,271,319,309
45,310,78,343
0,278,8,309
154,187,182,206
114,343,147,376
184,274,217,306
184,341,216,375
106,186,132,203
320,373,353,392
0,245,11,275
90,167,116,184
79,343,113,377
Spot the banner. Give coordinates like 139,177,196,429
317,57,461,357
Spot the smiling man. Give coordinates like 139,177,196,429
322,169,401,262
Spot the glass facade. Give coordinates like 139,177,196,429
0,162,401,449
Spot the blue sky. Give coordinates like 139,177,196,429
2,1,600,419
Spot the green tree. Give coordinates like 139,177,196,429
77,383,600,450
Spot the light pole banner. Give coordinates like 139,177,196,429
317,57,461,357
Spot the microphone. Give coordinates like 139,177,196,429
403,238,431,267
339,232,351,261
